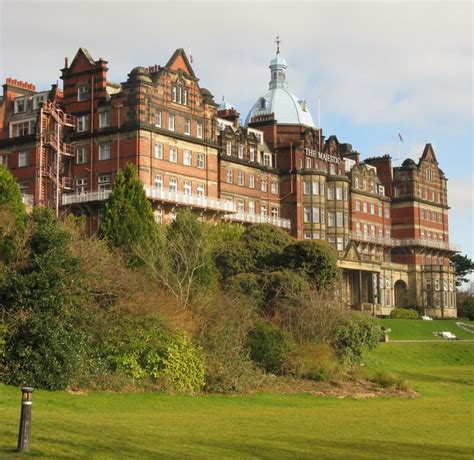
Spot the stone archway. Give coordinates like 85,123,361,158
394,280,408,307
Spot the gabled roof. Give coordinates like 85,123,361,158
418,143,438,165
69,47,96,70
165,48,196,79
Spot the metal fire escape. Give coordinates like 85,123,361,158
37,101,76,215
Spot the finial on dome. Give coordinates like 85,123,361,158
275,34,281,54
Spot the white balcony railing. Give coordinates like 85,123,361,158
350,231,395,247
21,194,34,207
398,238,460,252
144,186,236,213
62,187,236,213
350,231,460,252
225,212,291,229
62,189,112,205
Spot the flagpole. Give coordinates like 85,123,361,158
398,135,400,166
318,97,321,152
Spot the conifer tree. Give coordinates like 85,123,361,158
99,163,158,264
0,165,27,262
0,165,26,228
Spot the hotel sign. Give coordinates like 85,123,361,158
304,148,341,165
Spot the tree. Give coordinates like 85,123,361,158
0,165,27,263
450,254,474,286
281,240,339,289
214,241,255,279
0,165,26,228
99,163,158,265
242,224,293,270
0,207,79,317
137,209,217,308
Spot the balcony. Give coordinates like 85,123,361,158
144,186,236,213
398,238,460,252
62,189,111,205
225,212,291,229
350,231,395,246
349,232,460,252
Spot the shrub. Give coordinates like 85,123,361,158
370,371,410,391
214,241,255,278
263,270,311,316
3,313,89,390
390,307,419,319
102,317,204,393
225,273,264,308
280,240,339,288
332,313,382,367
247,321,292,374
288,343,339,382
242,224,293,270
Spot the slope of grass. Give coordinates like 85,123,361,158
379,319,474,340
0,342,472,459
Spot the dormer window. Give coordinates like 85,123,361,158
259,97,267,110
14,98,27,113
33,95,46,110
172,83,188,105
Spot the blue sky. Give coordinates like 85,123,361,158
1,1,472,272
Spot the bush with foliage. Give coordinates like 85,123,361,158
241,224,293,270
225,273,264,308
288,343,339,382
281,240,338,289
102,317,204,393
3,313,89,390
457,296,474,321
0,207,79,316
214,241,255,278
332,313,382,367
389,307,419,319
247,321,292,374
262,269,311,316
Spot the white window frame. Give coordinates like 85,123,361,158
77,115,89,133
183,150,192,166
14,98,27,113
154,143,163,160
197,153,205,169
155,111,162,127
249,175,255,188
76,145,88,164
98,174,111,191
238,171,244,186
99,111,110,129
77,85,89,102
238,144,244,159
169,177,178,193
98,142,111,161
184,119,191,135
169,146,178,163
168,114,175,131
196,122,203,139
226,169,233,184
154,175,163,190
18,151,28,167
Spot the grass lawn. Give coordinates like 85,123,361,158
379,319,474,341
1,342,473,459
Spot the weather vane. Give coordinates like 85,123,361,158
275,34,281,54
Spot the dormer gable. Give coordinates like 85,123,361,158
418,143,438,166
165,48,197,80
67,48,101,73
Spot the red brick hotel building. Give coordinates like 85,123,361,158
0,46,459,317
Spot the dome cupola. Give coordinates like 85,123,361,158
245,36,315,127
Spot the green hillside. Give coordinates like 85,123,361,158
379,319,474,341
